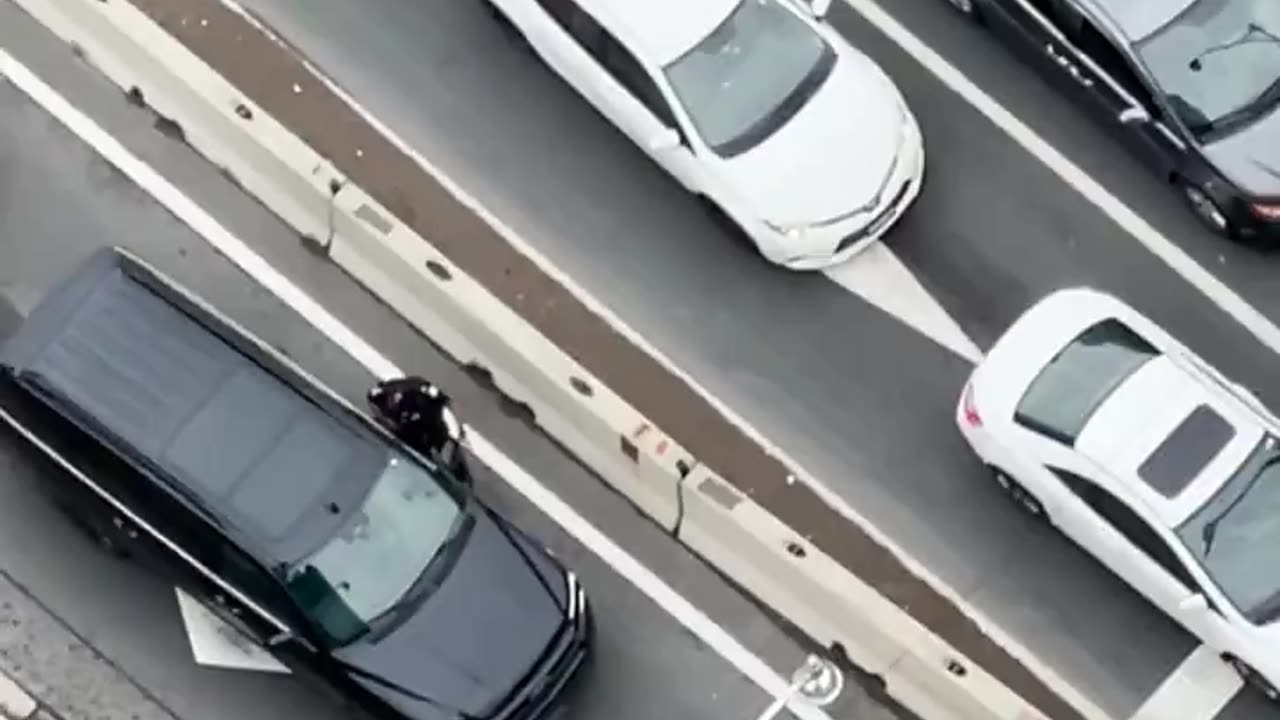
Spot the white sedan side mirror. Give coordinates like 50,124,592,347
809,0,833,19
1178,594,1209,615
646,127,682,152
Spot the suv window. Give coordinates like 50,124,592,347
1050,467,1200,591
1015,319,1159,445
537,0,678,128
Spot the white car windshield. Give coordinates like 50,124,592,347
1135,0,1280,136
1177,434,1280,623
663,0,834,158
285,452,464,645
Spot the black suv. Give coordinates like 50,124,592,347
945,0,1280,242
0,247,591,720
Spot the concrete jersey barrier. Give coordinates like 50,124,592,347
4,1,1100,718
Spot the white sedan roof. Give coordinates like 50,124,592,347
976,288,1264,527
585,0,742,66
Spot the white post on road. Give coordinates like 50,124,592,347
755,654,845,720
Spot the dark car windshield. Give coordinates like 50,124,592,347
284,452,462,646
1177,434,1280,623
1136,0,1280,135
663,0,833,158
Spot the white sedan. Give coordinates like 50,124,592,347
958,288,1280,701
483,0,925,270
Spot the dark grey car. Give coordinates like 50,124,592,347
946,0,1280,243
0,246,592,720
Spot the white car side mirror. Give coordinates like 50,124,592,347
646,127,681,152
808,0,833,19
1178,594,1209,615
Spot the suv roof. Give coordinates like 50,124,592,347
1,248,390,565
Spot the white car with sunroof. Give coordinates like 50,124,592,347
958,288,1280,701
483,0,925,270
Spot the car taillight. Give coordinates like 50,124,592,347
961,383,982,427
1251,202,1280,222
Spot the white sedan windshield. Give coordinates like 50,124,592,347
663,0,832,157
1177,435,1280,623
1136,0,1280,134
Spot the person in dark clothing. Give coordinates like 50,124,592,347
367,375,468,479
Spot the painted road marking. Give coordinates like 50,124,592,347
824,243,982,363
0,48,837,720
174,589,290,674
1128,645,1240,720
0,668,37,720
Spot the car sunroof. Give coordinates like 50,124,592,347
1137,403,1235,498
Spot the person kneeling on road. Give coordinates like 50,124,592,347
367,375,468,478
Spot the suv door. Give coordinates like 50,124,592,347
528,0,702,189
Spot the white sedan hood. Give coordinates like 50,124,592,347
717,46,906,227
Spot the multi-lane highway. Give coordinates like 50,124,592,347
0,5,902,718
199,0,1280,717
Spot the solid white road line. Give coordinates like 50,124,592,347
841,0,1280,358
0,49,835,720
824,243,983,363
1128,645,1240,720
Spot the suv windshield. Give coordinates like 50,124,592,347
1177,434,1280,623
285,453,463,646
1136,0,1280,136
663,0,834,158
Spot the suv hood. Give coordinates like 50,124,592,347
717,45,905,227
1202,108,1280,196
337,509,566,717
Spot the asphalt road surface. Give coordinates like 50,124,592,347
211,0,1280,717
0,6,902,719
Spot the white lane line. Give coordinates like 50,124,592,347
1128,645,1240,720
0,49,835,720
825,243,983,363
840,0,1280,359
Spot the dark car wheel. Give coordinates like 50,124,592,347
1180,180,1236,240
1225,655,1280,702
992,468,1046,520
